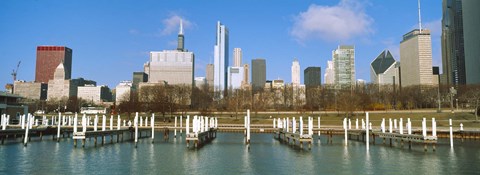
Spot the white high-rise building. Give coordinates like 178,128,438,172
324,60,335,85
400,29,433,87
291,58,300,86
144,19,194,86
77,85,111,104
233,48,242,67
332,45,355,88
115,81,132,103
228,67,244,90
214,21,229,97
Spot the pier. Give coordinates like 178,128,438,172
273,116,314,150
185,115,218,149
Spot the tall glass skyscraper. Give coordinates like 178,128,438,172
214,21,229,98
441,0,465,86
332,45,355,88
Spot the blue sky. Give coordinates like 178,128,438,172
0,0,442,89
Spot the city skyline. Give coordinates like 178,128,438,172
0,0,442,88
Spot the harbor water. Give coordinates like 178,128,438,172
0,132,479,174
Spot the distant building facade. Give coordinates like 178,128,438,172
324,61,335,85
252,59,266,92
132,72,148,90
441,0,465,86
400,29,434,87
194,77,207,90
332,45,355,88
144,23,194,86
463,0,480,84
47,63,78,100
291,59,300,86
228,67,244,90
242,64,250,88
77,85,112,104
115,81,132,103
304,67,321,87
213,21,229,97
370,50,400,86
206,64,214,89
35,46,72,83
233,48,242,67
13,81,48,100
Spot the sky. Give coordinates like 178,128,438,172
0,0,442,89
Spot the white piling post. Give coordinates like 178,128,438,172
348,119,351,130
422,118,427,137
389,118,392,133
408,118,412,135
432,118,436,137
151,113,155,142
24,114,31,146
300,117,303,135
174,116,177,138
283,117,290,132
343,118,347,146
117,115,121,130
35,119,38,127
140,116,143,127
273,118,276,128
110,115,113,130
247,110,250,144
94,115,98,131
102,115,106,131
293,117,296,133
362,119,365,129
204,117,208,131
309,117,313,135
57,113,61,141
145,116,148,127
394,119,397,129
73,113,78,133
460,123,463,131
21,115,25,129
180,116,183,135
82,114,86,133
399,118,403,134
186,115,190,135
1,114,5,130
381,118,385,133
134,112,138,147
449,119,453,148
366,112,369,151
123,120,126,127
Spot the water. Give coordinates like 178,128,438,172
0,132,479,174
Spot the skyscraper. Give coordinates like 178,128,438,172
35,46,72,83
47,63,78,100
132,72,148,90
228,67,244,90
370,50,400,85
233,48,242,67
463,0,480,84
324,61,335,85
400,29,433,87
441,0,465,86
206,64,214,89
332,45,355,88
291,58,300,86
177,20,185,52
144,19,194,86
213,21,229,97
252,59,266,92
304,67,321,87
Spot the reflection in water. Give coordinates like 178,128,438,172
0,134,479,174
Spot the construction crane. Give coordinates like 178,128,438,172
11,61,21,81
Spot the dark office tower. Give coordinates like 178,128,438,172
132,72,148,90
252,59,266,92
304,67,321,87
462,0,480,84
441,0,465,86
35,46,72,83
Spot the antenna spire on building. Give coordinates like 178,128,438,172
179,19,184,35
418,0,422,32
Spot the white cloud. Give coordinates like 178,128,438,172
291,0,374,42
160,14,193,36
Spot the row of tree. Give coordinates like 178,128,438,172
23,83,480,120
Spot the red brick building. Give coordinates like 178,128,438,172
35,46,72,83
